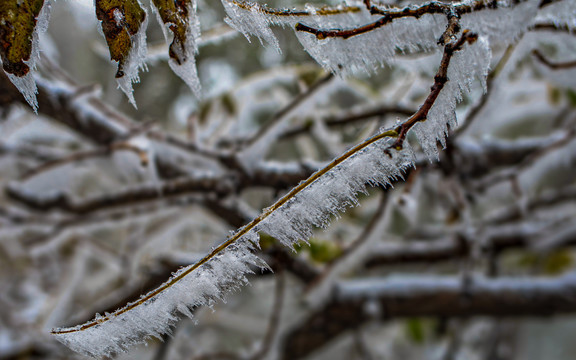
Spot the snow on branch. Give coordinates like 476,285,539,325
221,0,540,76
151,0,202,97
0,0,52,112
283,273,576,359
51,29,484,356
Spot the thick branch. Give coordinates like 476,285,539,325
282,273,576,359
6,174,234,214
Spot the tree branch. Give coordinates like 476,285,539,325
282,273,576,359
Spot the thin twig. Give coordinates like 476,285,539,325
250,269,285,360
532,49,576,69
51,30,478,336
305,191,389,293
19,142,149,181
244,72,334,149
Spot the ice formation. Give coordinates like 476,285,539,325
151,0,202,97
413,35,492,159
53,134,414,356
51,0,573,356
115,12,149,108
1,0,52,112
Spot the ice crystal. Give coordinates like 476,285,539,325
53,134,414,356
413,36,491,159
2,0,52,112
151,0,202,97
116,13,149,108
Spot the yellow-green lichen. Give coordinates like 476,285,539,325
152,0,192,65
95,0,146,78
0,0,45,77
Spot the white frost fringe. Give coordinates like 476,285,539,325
53,136,414,357
151,0,203,98
116,6,149,108
2,0,52,113
413,35,491,159
53,0,561,355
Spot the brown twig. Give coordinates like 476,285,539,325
280,105,414,139
532,49,576,69
295,0,518,41
389,30,479,151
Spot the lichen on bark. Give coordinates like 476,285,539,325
152,0,193,65
95,0,146,78
0,0,45,77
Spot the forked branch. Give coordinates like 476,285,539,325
51,29,479,355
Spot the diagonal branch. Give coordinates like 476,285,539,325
50,30,480,355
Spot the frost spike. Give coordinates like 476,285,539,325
0,0,44,77
95,0,148,106
0,0,51,111
152,0,202,97
51,125,413,357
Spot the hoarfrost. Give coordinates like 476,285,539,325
2,0,52,112
535,0,576,28
53,235,264,357
257,138,414,247
151,0,202,97
221,0,444,75
294,13,444,75
116,12,149,108
461,0,539,45
53,133,414,356
221,0,280,49
413,36,491,160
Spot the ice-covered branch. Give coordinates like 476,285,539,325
282,273,576,359
295,0,541,40
50,30,483,356
363,220,570,268
280,104,415,139
6,173,233,214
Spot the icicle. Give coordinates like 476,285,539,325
151,0,202,97
0,0,52,112
460,0,540,45
95,0,148,108
116,13,149,108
